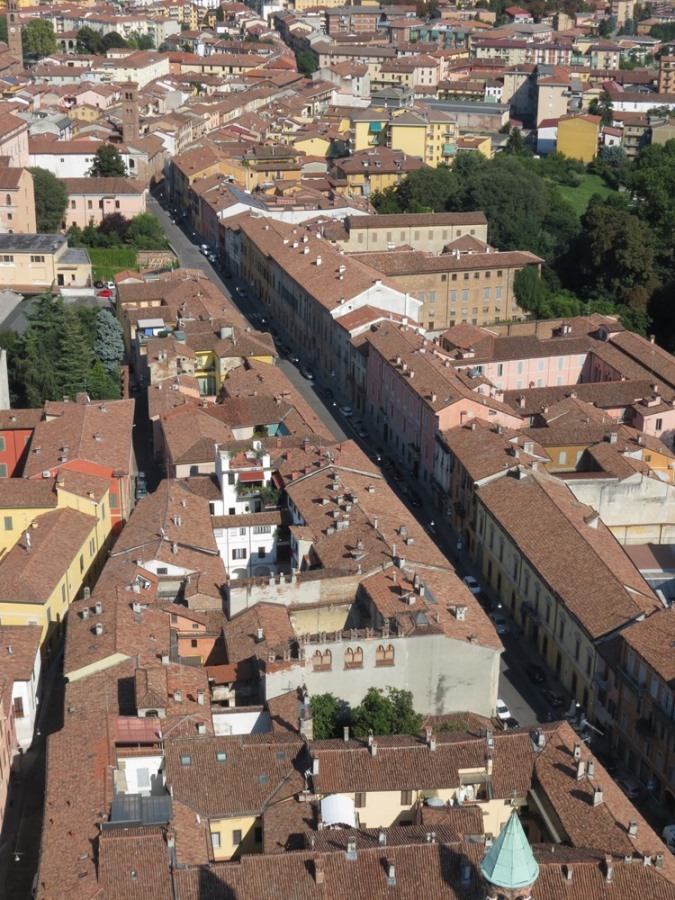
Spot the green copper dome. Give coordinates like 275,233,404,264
480,812,540,891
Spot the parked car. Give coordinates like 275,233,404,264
97,288,112,298
502,716,520,730
617,777,642,800
106,281,115,291
525,663,546,684
93,280,105,289
300,366,314,380
496,699,511,721
340,405,353,417
136,472,148,500
322,387,334,401
542,689,565,709
353,420,367,438
489,613,509,635
462,575,481,595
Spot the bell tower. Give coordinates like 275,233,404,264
121,81,140,145
6,0,22,61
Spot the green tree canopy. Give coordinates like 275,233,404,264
76,26,104,54
296,51,317,76
22,19,56,59
0,16,7,45
513,266,548,314
310,693,343,740
28,167,68,233
88,144,127,177
94,308,124,375
589,89,614,126
125,213,169,250
101,31,128,50
629,139,675,245
350,688,422,738
215,4,225,20
503,126,530,156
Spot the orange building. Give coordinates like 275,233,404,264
0,408,41,477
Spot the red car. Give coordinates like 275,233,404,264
97,288,112,298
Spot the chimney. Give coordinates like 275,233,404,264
343,725,350,742
604,855,614,883
95,600,103,615
587,759,595,778
565,866,573,884
346,839,357,861
81,607,90,620
593,784,603,806
628,820,638,837
312,757,320,775
314,858,325,885
573,742,581,760
174,690,182,703
256,627,264,642
378,828,387,846
161,653,169,665
386,860,396,887
94,622,103,636
370,740,378,757
576,759,585,780
655,854,664,869
429,734,437,752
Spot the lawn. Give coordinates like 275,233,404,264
87,247,139,282
556,174,618,218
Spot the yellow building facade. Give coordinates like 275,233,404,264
556,115,600,163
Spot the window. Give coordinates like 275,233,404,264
211,832,221,849
355,792,366,808
655,418,663,431
428,291,436,305
450,290,457,303
70,200,76,209
3,516,11,530
258,547,265,558
495,287,502,300
312,649,332,671
13,697,23,719
418,291,425,303
216,751,228,762
0,255,13,263
344,646,363,669
89,538,95,556
137,768,150,789
110,493,118,509
239,527,246,536
180,754,192,766
30,255,45,263
79,554,84,573
87,200,93,210
191,639,198,648
483,287,490,301
401,789,413,805
232,548,247,560
253,525,271,534
651,674,659,699
375,644,395,666
462,289,469,302
232,829,243,845
497,363,503,377
558,451,567,465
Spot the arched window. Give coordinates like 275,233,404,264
313,649,332,671
376,644,395,667
344,646,363,669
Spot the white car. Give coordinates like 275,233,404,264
496,699,511,721
463,575,481,595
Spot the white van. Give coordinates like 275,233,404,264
662,824,675,853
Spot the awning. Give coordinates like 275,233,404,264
321,794,357,828
272,471,284,489
237,470,263,483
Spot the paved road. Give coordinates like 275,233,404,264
150,193,555,728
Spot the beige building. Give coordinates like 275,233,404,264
340,212,488,253
351,243,541,331
0,234,91,291
0,167,36,234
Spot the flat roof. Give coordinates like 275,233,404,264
0,234,67,253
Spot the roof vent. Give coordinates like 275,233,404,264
95,600,103,615
386,860,396,887
174,689,182,703
346,839,357,861
132,601,141,614
94,622,103,636
628,820,638,837
81,607,90,620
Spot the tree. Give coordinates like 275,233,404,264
76,26,104,55
28,167,68,233
98,212,130,244
0,16,7,45
296,51,317,76
94,308,124,374
589,89,614,126
310,693,342,740
577,200,658,305
215,4,225,20
126,213,168,249
504,126,529,156
88,145,127,177
514,266,548,314
350,688,422,738
127,31,154,50
22,19,56,59
53,309,93,401
629,140,675,245
101,32,128,50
